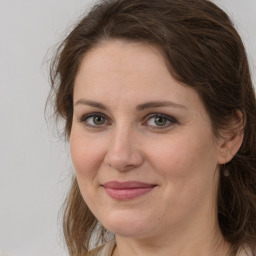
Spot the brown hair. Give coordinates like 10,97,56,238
49,0,256,255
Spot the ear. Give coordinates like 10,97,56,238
217,110,244,164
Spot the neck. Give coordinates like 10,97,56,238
112,218,230,256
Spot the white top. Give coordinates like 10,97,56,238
95,240,116,256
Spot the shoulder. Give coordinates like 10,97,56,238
86,240,116,256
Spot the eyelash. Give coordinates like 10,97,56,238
144,113,177,129
80,112,109,128
79,112,177,129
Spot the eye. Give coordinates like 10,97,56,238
80,113,109,128
144,113,177,129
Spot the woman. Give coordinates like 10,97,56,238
49,0,256,255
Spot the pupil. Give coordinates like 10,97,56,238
94,116,104,125
155,117,166,126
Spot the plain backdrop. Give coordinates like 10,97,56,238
0,1,255,255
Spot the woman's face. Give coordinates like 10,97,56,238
70,40,224,239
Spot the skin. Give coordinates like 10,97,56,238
70,40,242,256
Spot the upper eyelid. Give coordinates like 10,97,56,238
145,113,177,122
81,112,108,120
80,112,176,119
146,113,176,120
144,113,177,126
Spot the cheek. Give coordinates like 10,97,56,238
148,133,219,214
69,134,107,208
70,133,106,179
147,131,218,180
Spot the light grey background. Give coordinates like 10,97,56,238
0,1,255,256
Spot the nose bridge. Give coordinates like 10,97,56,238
104,123,143,171
112,124,130,148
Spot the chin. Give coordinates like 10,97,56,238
100,210,157,238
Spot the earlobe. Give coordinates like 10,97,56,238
217,111,244,164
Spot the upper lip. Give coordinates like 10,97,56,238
102,181,156,189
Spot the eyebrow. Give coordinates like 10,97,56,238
74,99,187,111
136,101,187,111
75,99,107,110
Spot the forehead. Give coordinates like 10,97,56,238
73,39,204,112
76,39,169,85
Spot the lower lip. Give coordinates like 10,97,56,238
104,187,155,200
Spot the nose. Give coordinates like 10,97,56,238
104,127,144,172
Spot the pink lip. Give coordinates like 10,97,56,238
102,181,157,200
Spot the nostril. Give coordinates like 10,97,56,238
104,131,144,171
104,150,144,172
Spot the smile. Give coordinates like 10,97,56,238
102,181,157,200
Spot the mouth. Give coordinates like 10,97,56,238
102,181,157,200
